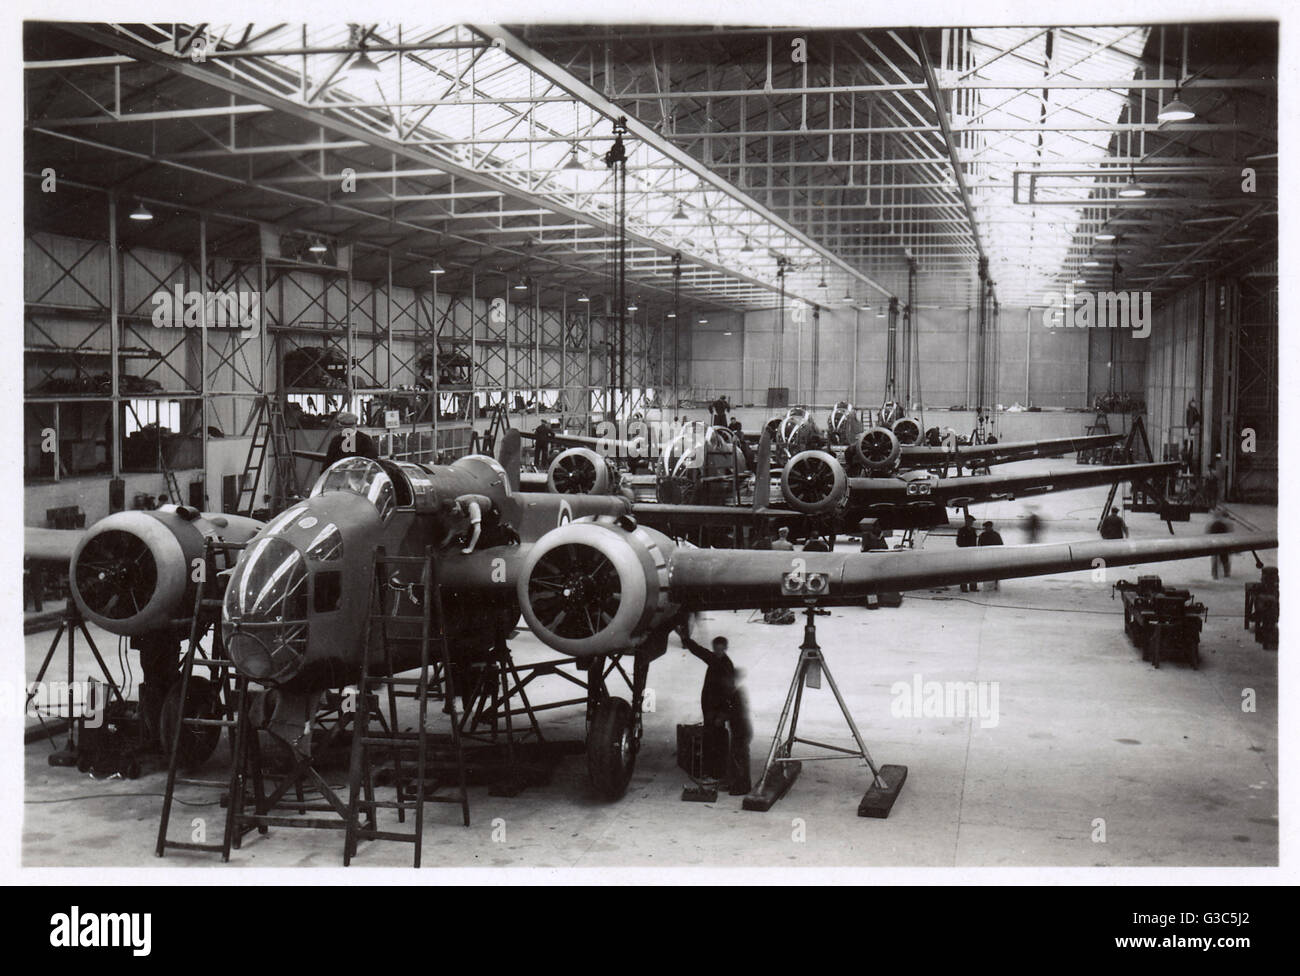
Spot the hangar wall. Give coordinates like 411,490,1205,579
1144,265,1278,501
685,302,1146,412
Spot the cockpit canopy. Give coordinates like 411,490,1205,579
309,457,399,522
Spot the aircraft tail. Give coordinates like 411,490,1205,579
498,429,522,492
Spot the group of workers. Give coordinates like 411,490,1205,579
955,514,1005,592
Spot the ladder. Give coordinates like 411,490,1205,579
236,396,299,517
344,548,469,867
156,539,250,859
161,464,183,508
473,401,512,458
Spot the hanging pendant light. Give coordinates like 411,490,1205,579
348,47,380,75
562,145,586,170
1158,94,1195,122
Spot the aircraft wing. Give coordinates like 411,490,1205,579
24,526,84,564
667,532,1277,611
518,471,550,491
631,502,807,531
847,461,1178,510
520,427,647,458
900,433,1123,468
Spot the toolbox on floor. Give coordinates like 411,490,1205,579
676,723,729,781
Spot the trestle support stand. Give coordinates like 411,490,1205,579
744,604,907,818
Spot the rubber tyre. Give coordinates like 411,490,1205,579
588,697,636,800
158,677,222,769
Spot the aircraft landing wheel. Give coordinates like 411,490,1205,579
158,677,222,769
588,696,636,800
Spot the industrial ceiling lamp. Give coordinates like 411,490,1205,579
513,276,531,291
348,28,381,76
577,291,590,303
1158,94,1195,123
627,297,639,312
428,262,446,275
741,237,755,253
348,47,380,76
128,201,153,221
308,237,329,254
1158,27,1196,123
562,145,586,170
840,289,854,304
671,200,689,221
1118,153,1145,198
1118,176,1146,198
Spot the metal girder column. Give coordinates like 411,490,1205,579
974,256,990,436
108,193,120,478
902,259,917,407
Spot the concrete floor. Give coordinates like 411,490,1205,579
22,462,1278,869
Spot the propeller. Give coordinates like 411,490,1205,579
74,529,157,621
527,542,623,640
858,427,902,473
892,417,922,446
549,450,600,494
780,451,849,514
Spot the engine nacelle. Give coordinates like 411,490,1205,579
517,517,677,657
856,426,902,473
547,447,615,495
71,507,263,636
780,450,849,514
778,409,817,454
892,416,923,446
826,402,861,446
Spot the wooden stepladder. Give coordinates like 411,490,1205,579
156,539,250,859
344,547,470,867
236,396,299,517
743,605,907,818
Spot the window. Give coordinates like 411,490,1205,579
313,571,342,613
123,398,179,436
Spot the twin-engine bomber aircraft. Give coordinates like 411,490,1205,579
205,453,1275,798
779,452,1181,530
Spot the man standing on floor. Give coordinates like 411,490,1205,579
978,520,1004,591
1208,507,1233,579
956,514,978,592
676,618,752,796
1100,506,1128,539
